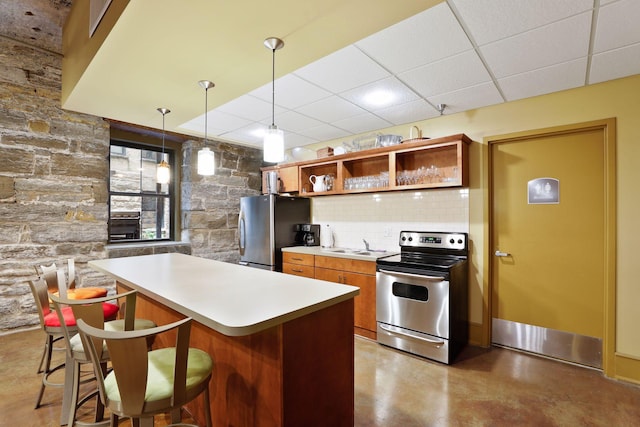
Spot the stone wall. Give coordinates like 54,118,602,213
0,37,110,330
181,140,263,262
0,35,263,332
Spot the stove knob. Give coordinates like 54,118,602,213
408,237,413,242
458,239,463,244
401,236,406,241
449,238,455,244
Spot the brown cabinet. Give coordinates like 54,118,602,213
282,252,315,278
261,165,299,194
298,133,470,196
315,255,377,339
262,134,470,196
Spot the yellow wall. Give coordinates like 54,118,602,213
303,74,640,363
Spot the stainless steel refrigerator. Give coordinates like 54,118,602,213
238,194,310,271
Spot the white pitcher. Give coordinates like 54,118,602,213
309,175,327,192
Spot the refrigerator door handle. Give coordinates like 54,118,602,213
239,210,246,256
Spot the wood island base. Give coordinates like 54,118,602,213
120,283,355,427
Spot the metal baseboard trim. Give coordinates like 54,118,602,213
492,318,602,369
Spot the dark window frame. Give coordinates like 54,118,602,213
108,139,176,243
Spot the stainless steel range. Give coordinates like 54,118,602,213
376,231,469,364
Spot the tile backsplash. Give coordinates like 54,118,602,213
311,189,469,252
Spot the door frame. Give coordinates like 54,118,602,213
483,118,616,375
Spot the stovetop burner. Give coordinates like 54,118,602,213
377,231,468,272
397,231,467,253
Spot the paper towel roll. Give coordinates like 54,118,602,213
321,224,334,248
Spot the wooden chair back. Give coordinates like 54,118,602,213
28,277,54,331
77,317,194,416
49,288,138,362
38,259,75,298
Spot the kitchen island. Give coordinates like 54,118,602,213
89,253,359,427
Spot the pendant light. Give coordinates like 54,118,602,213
197,80,216,176
263,37,285,163
156,107,171,184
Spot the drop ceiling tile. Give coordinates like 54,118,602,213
274,110,323,132
589,42,640,84
499,58,587,101
374,99,440,125
340,76,419,111
296,96,367,123
250,74,331,109
593,0,640,54
399,50,491,98
332,112,392,134
216,95,285,121
294,45,390,94
451,0,593,46
178,110,251,135
281,132,319,149
356,3,472,74
221,122,267,147
480,11,592,78
427,82,503,114
299,123,351,141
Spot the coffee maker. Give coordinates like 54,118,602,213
294,224,321,246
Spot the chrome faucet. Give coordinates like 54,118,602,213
363,239,371,251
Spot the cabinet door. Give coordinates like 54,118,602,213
314,267,342,283
278,166,299,193
342,272,376,333
283,262,315,278
315,267,376,334
314,256,376,275
261,166,300,194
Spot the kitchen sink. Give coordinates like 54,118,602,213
321,247,397,258
328,248,373,255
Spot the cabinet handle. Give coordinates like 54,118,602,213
292,268,304,273
291,257,304,261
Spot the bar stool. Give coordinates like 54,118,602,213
28,277,77,409
49,289,157,426
77,317,213,427
39,259,109,301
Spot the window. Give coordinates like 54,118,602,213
108,141,174,242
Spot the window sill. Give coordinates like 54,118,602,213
105,241,191,258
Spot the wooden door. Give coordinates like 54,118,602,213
490,123,613,368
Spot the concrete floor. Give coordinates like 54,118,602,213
2,329,640,426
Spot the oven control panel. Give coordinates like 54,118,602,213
399,231,467,251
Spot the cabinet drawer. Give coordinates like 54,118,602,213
283,252,315,266
314,255,376,275
283,262,315,278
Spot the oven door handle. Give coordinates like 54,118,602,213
379,324,445,347
378,269,445,281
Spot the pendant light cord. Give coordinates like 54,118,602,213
204,86,208,144
161,112,166,154
271,47,276,127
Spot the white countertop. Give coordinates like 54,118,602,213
282,245,399,262
89,253,359,337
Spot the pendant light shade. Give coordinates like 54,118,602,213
263,125,284,163
198,147,215,175
197,80,215,176
263,37,285,163
156,107,171,184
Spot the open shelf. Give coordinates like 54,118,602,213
262,134,471,196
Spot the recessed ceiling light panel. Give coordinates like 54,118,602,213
363,89,396,107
